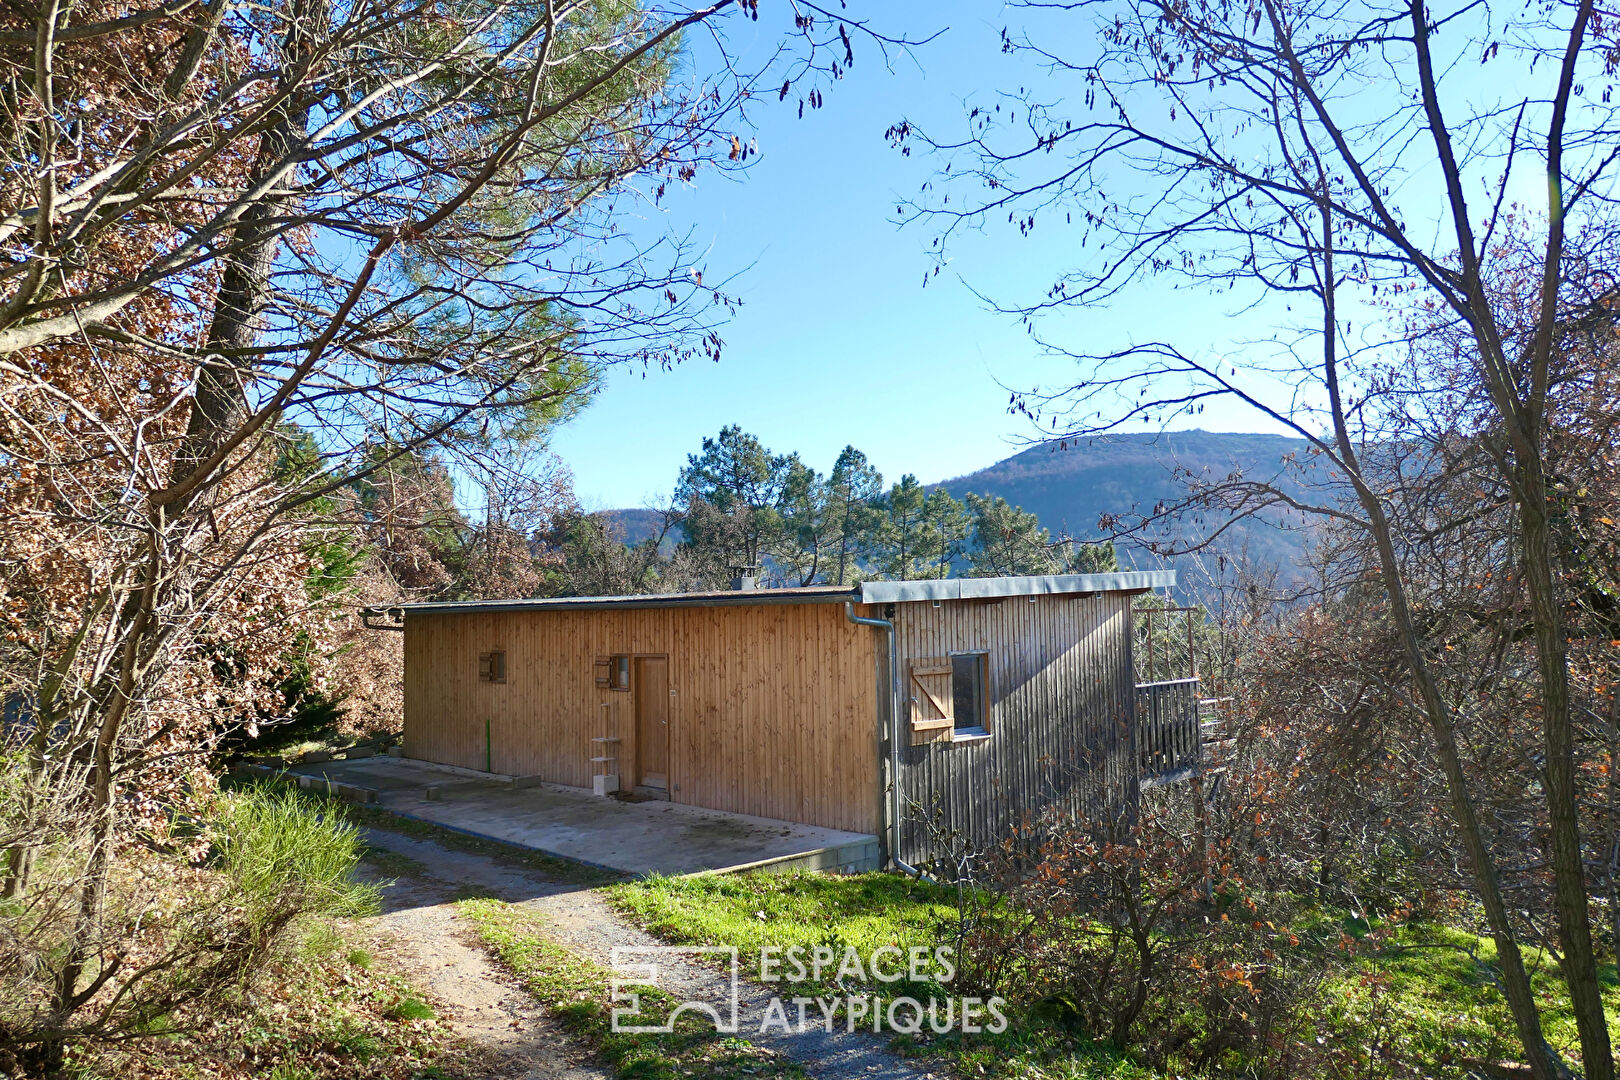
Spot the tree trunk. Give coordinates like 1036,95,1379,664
1317,199,1567,1080
1517,441,1612,1080
177,0,315,475
43,526,161,1066
1362,498,1569,1080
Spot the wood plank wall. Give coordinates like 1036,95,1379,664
883,592,1137,865
402,602,881,833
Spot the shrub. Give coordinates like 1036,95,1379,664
0,781,376,1074
943,788,1343,1078
213,784,380,927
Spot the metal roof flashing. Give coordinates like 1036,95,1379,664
858,571,1175,605
372,585,859,617
363,571,1175,620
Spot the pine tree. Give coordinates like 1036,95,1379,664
825,446,885,585
876,474,930,580
965,493,1059,576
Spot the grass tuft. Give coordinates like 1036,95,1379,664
214,784,381,921
385,994,436,1023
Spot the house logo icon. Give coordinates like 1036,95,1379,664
609,945,741,1034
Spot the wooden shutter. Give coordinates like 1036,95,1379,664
909,656,954,745
479,650,505,684
594,656,612,688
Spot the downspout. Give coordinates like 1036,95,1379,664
845,602,928,879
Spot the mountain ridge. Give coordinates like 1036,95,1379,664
932,429,1317,575
599,430,1321,578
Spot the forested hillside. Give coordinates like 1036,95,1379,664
608,430,1322,581
936,430,1319,577
554,426,1121,596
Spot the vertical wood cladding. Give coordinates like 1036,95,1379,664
883,593,1138,866
402,603,881,833
401,590,1137,848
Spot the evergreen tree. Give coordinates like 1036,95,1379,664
675,426,791,580
825,446,885,585
775,457,835,586
541,510,686,598
921,488,973,578
965,493,1060,576
1062,538,1121,574
876,474,932,580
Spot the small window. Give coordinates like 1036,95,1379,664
479,650,506,684
951,653,988,735
594,655,632,690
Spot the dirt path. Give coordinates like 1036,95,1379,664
362,826,945,1080
361,845,607,1080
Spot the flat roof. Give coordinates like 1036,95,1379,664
370,571,1173,617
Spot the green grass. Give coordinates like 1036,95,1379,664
319,1017,381,1059
607,871,959,989
457,897,807,1080
262,1066,317,1080
1317,919,1620,1076
214,783,381,920
610,871,1620,1080
610,871,1148,1077
384,994,436,1023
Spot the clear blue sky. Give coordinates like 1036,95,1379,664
549,2,1284,511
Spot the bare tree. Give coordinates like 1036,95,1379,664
0,0,920,1064
892,0,1620,1075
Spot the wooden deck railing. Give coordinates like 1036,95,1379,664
1136,677,1202,780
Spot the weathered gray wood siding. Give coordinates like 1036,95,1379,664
885,592,1138,866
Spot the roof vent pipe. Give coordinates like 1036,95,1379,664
729,565,761,591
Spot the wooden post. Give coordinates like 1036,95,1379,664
1145,608,1157,682
1194,771,1210,898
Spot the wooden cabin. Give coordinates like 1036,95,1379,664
384,571,1176,867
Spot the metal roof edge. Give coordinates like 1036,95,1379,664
858,571,1176,605
362,571,1178,619
374,587,862,617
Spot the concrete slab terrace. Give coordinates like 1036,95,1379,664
283,757,880,877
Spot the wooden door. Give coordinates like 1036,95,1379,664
633,656,670,791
